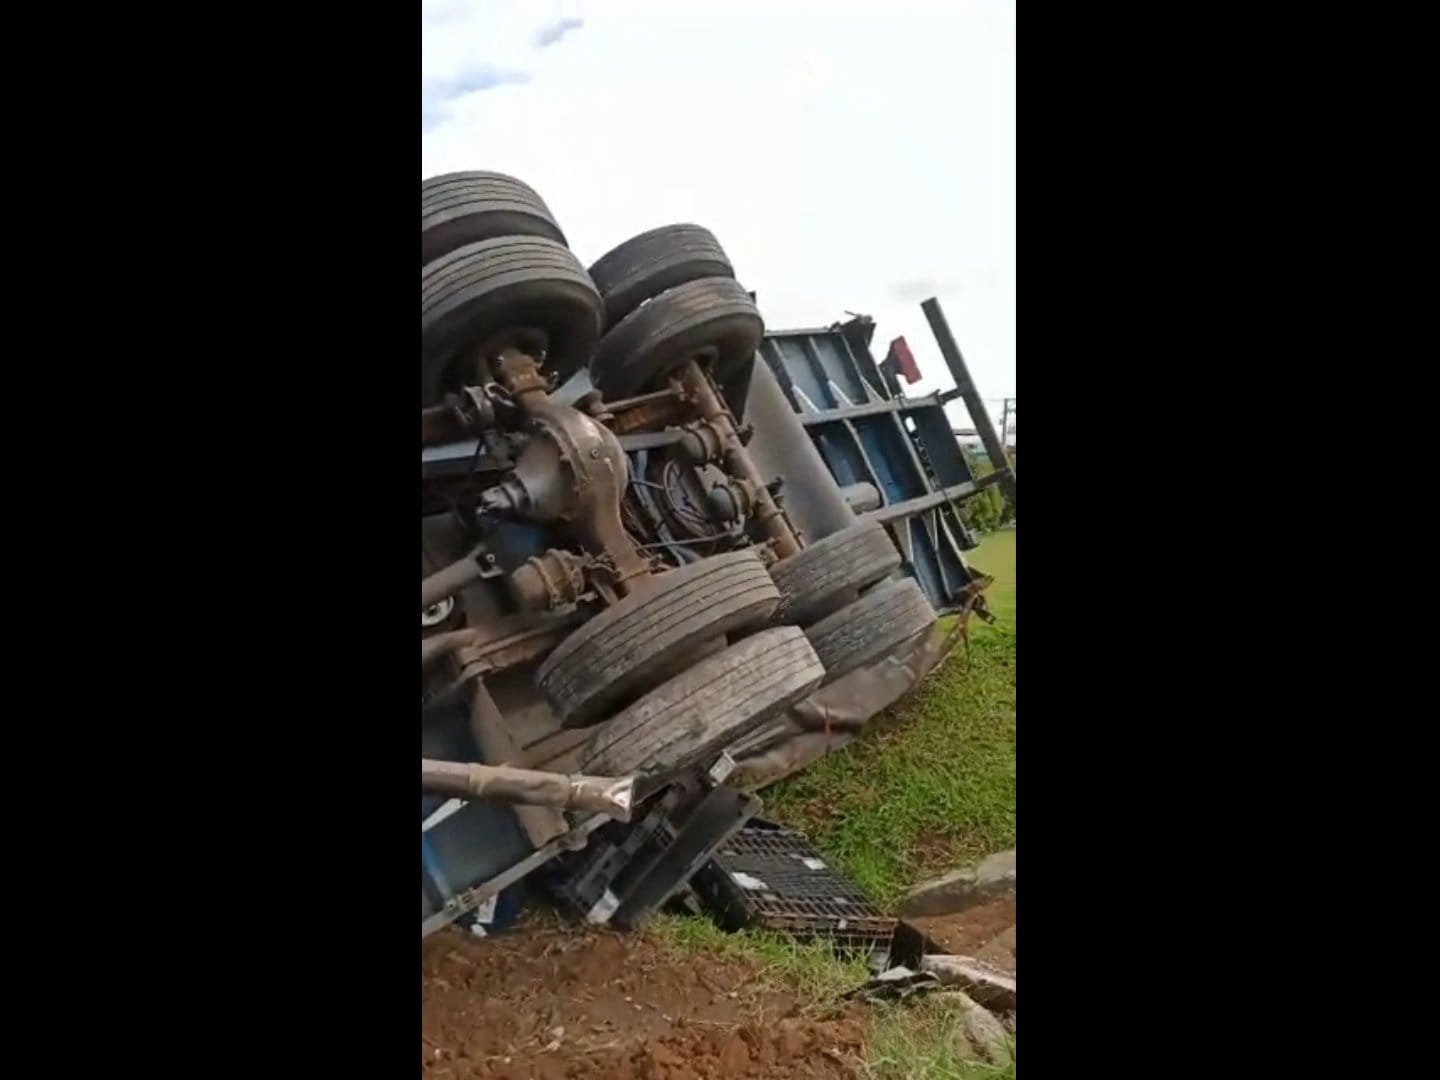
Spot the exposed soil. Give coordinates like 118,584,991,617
422,917,869,1079
907,897,1016,975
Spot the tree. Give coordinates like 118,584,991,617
959,449,1014,533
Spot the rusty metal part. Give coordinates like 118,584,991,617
608,397,681,435
468,679,567,846
677,419,726,466
706,476,755,525
605,387,683,413
479,432,567,517
673,360,801,559
751,543,779,569
484,348,653,593
573,389,609,417
420,385,498,447
492,349,552,400
423,615,579,712
466,679,524,775
954,573,995,622
948,572,997,666
422,615,576,675
421,629,477,671
602,387,684,436
420,399,470,447
420,546,497,609
452,620,574,677
420,759,638,821
508,548,589,612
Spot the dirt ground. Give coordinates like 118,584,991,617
908,897,1016,975
422,918,868,1079
422,902,1016,1078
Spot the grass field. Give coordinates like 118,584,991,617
966,528,1016,630
864,1000,1016,1078
767,528,1017,907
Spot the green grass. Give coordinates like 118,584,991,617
864,1002,1016,1079
644,912,871,1008
967,529,1016,630
764,529,1017,907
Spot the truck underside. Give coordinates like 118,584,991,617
419,172,1014,936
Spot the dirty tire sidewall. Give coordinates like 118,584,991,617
421,236,602,405
579,626,825,776
589,276,763,400
770,520,902,626
805,576,937,684
421,171,567,265
587,224,734,330
537,550,781,728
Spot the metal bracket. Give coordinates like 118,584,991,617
550,767,761,931
420,812,611,939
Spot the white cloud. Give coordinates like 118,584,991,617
423,0,1015,426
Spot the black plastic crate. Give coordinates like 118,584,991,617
694,824,897,953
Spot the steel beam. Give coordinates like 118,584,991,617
920,298,1016,506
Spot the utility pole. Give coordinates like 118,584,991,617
998,398,1014,453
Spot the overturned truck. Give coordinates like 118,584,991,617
420,171,1015,937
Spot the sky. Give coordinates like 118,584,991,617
422,0,1015,433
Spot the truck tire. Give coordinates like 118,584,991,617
421,236,602,405
537,550,781,728
578,627,825,775
770,521,902,626
587,224,733,330
421,171,567,266
805,576,936,684
588,276,762,400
